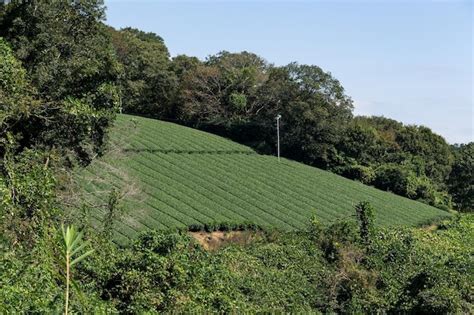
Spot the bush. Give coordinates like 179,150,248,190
338,164,375,184
372,164,451,210
2,214,470,313
373,164,416,197
0,146,59,243
355,201,375,246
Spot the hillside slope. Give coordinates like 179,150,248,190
72,115,450,243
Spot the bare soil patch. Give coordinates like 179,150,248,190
189,230,263,251
421,224,439,232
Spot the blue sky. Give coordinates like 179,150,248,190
105,0,473,144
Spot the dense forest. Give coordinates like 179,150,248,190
0,1,472,313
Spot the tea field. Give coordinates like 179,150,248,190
73,114,451,244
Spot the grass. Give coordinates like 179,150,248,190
72,114,451,244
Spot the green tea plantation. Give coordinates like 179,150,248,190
71,115,450,244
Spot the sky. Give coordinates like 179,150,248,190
105,0,473,144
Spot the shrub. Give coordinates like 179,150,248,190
355,201,375,246
339,164,375,184
373,164,417,197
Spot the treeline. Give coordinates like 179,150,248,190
109,27,472,212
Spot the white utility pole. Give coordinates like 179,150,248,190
276,114,281,162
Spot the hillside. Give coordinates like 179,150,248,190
72,114,450,244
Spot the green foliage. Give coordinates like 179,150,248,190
0,37,39,142
0,240,64,313
0,4,120,309
396,125,453,183
179,57,354,168
81,231,195,312
0,1,120,165
337,163,375,184
102,188,123,238
77,229,324,313
61,225,95,315
373,164,419,197
0,0,121,105
270,63,352,167
339,122,383,164
336,117,455,209
61,225,95,269
373,163,451,209
368,215,473,313
229,92,248,111
64,215,471,313
171,54,201,80
0,37,27,96
89,19,465,209
448,143,473,212
109,27,177,117
178,51,270,127
0,140,58,242
355,201,375,245
0,227,114,313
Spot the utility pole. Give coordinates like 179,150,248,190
276,114,281,162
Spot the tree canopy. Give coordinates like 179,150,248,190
448,143,474,211
109,27,177,117
0,0,120,164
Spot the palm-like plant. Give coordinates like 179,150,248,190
61,225,94,315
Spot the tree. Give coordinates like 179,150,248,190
0,0,121,107
334,116,454,208
0,36,36,139
0,1,121,164
272,63,353,167
448,143,473,212
109,27,177,118
171,54,201,81
396,125,453,184
179,58,354,166
355,201,375,246
180,51,270,124
180,64,224,123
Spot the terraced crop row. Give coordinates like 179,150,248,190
73,114,451,243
